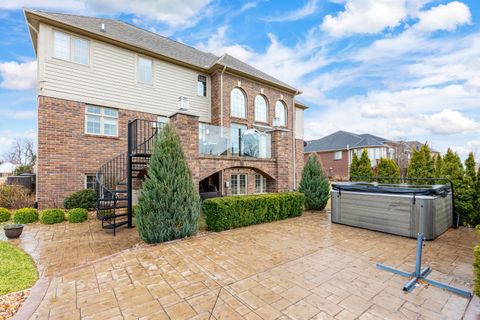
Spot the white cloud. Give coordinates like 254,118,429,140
0,61,37,90
265,0,318,22
420,109,479,135
414,1,471,32
320,0,408,37
0,0,85,10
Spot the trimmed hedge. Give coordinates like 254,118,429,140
0,208,10,222
40,209,65,224
67,208,88,223
13,208,38,224
203,192,305,232
64,189,97,210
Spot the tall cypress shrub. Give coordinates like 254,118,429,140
136,124,200,243
442,148,466,223
349,152,360,181
461,153,478,225
407,144,434,184
357,149,373,181
434,154,443,178
299,154,330,210
377,158,400,183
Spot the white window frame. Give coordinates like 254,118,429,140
254,95,268,123
334,151,343,160
53,30,90,65
137,56,154,85
85,174,96,190
231,174,247,195
274,101,287,126
255,174,267,193
85,105,119,137
197,75,207,97
230,88,246,118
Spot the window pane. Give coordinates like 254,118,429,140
275,101,286,126
231,175,238,195
197,75,207,96
53,31,70,60
138,57,153,84
73,37,89,64
85,175,96,189
103,118,117,136
86,115,100,134
255,95,267,122
103,107,118,118
230,88,246,118
239,175,246,194
86,106,101,114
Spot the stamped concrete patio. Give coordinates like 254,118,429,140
8,212,476,319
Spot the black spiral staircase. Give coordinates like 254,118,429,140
95,119,165,235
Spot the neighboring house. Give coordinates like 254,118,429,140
24,10,307,211
0,162,19,178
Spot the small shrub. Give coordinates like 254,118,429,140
67,208,88,223
13,208,38,224
0,185,33,210
64,189,97,210
203,192,305,232
40,209,65,224
0,208,10,222
132,204,139,217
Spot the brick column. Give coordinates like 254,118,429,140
169,112,200,188
271,128,294,192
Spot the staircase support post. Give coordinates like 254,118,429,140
127,120,133,228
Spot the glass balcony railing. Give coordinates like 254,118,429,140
199,123,271,158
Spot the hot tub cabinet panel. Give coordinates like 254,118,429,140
331,183,453,240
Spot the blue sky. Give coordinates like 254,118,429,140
0,0,479,160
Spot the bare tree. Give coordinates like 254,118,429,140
4,138,36,166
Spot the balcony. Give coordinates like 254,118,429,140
199,123,271,159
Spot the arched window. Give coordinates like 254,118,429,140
230,88,246,118
274,101,287,126
254,95,268,123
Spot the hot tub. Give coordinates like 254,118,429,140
331,182,453,240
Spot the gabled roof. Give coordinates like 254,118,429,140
24,9,300,93
304,130,389,153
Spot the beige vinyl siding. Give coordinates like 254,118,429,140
37,23,211,121
295,107,304,139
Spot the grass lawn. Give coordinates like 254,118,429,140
0,241,38,295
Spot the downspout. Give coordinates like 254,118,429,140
347,144,350,180
292,91,299,190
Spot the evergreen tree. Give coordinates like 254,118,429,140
441,148,467,224
349,152,360,181
377,158,400,183
406,144,434,184
299,154,330,210
434,154,443,178
137,124,200,243
357,149,373,181
461,153,478,225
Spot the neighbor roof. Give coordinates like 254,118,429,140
304,130,389,153
24,10,300,93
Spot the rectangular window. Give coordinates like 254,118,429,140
255,174,267,193
85,174,96,190
138,57,153,84
85,105,118,136
334,151,342,160
231,174,247,195
197,75,207,96
53,31,89,65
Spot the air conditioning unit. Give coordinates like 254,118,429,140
178,96,189,111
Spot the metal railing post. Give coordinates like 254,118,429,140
127,120,133,228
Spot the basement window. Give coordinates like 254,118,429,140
85,174,96,190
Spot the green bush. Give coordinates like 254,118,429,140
13,208,38,224
137,124,200,243
40,209,65,224
64,189,97,210
475,244,480,297
0,208,10,222
351,149,373,181
299,154,330,210
377,158,400,183
203,192,305,232
66,208,88,223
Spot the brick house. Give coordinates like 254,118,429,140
304,131,393,180
24,10,307,215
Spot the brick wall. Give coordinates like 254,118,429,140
305,150,349,181
37,96,156,209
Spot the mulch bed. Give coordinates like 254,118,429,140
0,290,29,320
